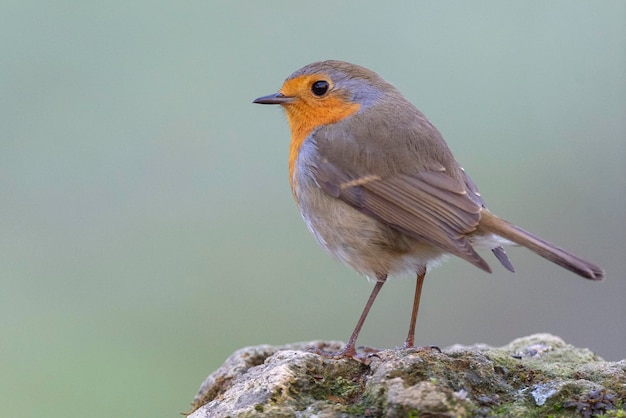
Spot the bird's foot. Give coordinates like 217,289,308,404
308,343,380,364
401,343,441,353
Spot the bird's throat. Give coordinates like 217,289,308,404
285,99,360,197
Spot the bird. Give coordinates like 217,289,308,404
253,60,604,360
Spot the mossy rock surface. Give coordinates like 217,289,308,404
188,334,625,417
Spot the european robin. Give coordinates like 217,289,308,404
253,60,604,360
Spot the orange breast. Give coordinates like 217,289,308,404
283,92,360,197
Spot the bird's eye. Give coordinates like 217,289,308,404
311,80,329,96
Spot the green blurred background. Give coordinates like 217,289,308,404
1,1,624,417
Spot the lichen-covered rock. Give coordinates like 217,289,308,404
187,334,625,417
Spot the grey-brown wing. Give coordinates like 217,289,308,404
462,169,515,272
314,157,492,273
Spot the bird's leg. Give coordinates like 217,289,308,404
403,267,426,349
313,274,387,361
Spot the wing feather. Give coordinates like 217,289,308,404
314,157,491,272
462,170,515,272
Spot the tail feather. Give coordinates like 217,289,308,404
480,211,604,280
492,246,515,272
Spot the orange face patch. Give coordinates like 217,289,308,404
279,74,360,195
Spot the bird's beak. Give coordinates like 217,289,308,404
253,93,294,105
